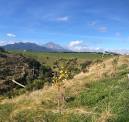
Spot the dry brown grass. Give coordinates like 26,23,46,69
96,104,114,122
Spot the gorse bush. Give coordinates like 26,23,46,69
26,65,53,91
26,58,81,91
80,60,92,73
39,65,53,83
3,57,83,97
26,79,45,91
53,58,80,79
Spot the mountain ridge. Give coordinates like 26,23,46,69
2,42,70,52
43,42,69,52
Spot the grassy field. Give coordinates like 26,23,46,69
2,52,129,122
13,51,112,66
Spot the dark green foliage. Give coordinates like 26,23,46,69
26,65,53,91
80,60,92,73
39,65,53,83
0,52,41,95
26,79,45,91
0,47,5,52
65,96,75,103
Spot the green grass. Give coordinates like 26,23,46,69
0,103,15,122
11,51,112,66
11,109,92,122
1,67,129,122
66,69,129,122
2,51,127,122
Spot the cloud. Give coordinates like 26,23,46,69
68,40,90,52
6,33,16,37
97,26,108,32
68,40,104,52
56,16,69,21
0,40,16,46
0,40,35,46
69,40,83,48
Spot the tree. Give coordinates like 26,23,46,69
52,66,68,114
52,58,79,113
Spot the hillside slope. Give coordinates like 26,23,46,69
0,52,41,94
1,56,129,122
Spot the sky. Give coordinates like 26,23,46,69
0,0,129,51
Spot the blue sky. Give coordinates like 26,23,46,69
0,0,129,51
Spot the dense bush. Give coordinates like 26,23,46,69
26,65,53,91
53,58,80,79
39,65,53,83
80,60,92,73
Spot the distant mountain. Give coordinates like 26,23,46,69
2,42,71,52
2,42,53,52
43,42,70,52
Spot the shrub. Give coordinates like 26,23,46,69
80,60,92,73
53,58,80,79
26,79,45,91
39,65,53,84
